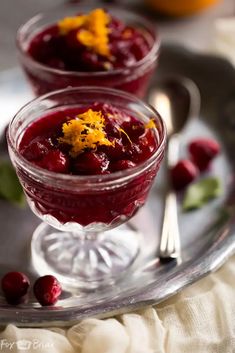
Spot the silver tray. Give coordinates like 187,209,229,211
1,45,235,327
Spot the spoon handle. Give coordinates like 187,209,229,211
159,136,181,263
159,190,181,261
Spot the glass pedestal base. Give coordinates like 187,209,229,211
31,222,140,289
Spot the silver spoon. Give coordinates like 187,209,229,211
149,76,201,262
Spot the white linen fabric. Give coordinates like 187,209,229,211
0,324,74,353
212,17,235,66
1,254,235,353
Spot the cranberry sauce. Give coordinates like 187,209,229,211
20,9,157,97
18,104,162,226
28,11,151,72
20,103,157,174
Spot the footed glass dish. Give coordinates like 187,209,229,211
7,87,166,289
16,4,160,98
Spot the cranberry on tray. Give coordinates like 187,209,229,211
189,138,220,171
1,272,30,304
171,159,199,191
33,275,62,306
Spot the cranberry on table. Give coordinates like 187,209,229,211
33,275,62,306
189,138,220,171
171,159,199,191
1,272,30,304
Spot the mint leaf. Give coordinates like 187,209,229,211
0,161,25,206
183,177,222,211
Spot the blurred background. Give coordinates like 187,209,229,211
0,0,234,71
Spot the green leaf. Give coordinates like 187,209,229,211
0,161,25,206
183,177,222,212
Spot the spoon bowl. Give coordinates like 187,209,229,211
149,76,201,137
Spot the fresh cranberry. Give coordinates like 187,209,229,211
28,32,54,62
131,36,150,60
171,159,199,191
33,275,62,306
126,143,141,162
73,151,109,174
102,105,128,120
81,52,105,71
1,272,30,304
105,122,121,138
115,50,136,68
91,102,107,112
46,58,65,70
40,150,69,173
109,17,125,38
121,120,145,139
65,29,83,50
22,138,52,161
189,138,220,171
110,39,131,56
102,138,125,160
132,130,156,162
111,159,136,171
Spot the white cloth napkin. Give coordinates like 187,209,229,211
1,254,235,352
212,17,235,66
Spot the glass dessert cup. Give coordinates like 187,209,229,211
16,4,160,98
7,87,166,289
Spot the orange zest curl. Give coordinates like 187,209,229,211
58,109,113,157
122,29,132,39
58,8,111,57
58,15,87,35
145,119,156,129
118,128,132,144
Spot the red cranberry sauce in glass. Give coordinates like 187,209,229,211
18,102,163,227
17,7,159,97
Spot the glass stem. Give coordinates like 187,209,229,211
85,231,99,241
71,231,100,242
